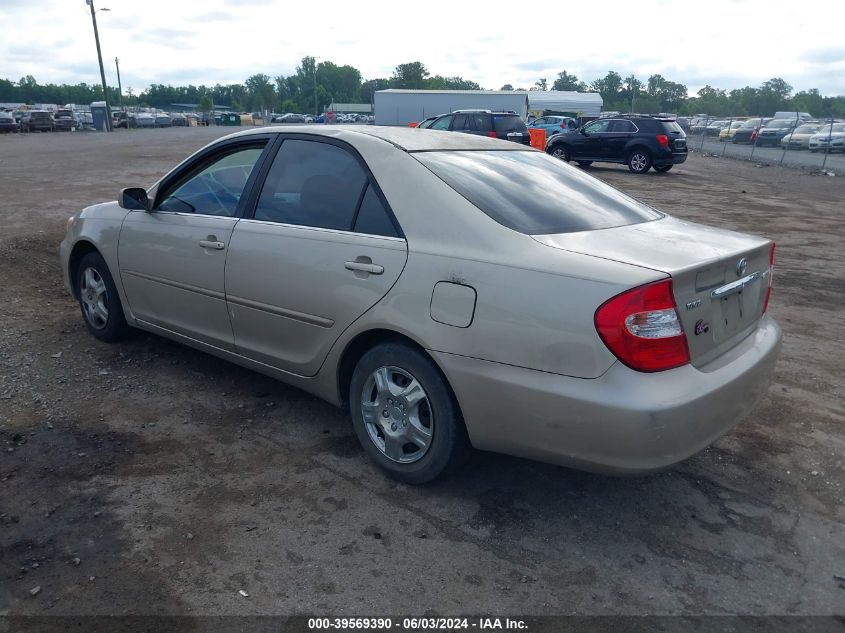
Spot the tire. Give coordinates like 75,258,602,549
654,165,673,173
627,148,652,174
76,252,130,342
349,343,469,484
577,161,593,168
549,144,570,162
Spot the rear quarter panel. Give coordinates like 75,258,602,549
323,137,663,379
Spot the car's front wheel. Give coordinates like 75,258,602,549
549,144,570,162
349,343,469,484
627,149,652,174
76,252,130,342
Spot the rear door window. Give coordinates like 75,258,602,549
469,113,491,132
353,184,399,237
450,114,470,130
414,150,661,235
254,139,367,230
609,120,637,133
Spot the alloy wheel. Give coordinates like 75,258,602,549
80,266,109,330
360,366,434,464
630,153,648,172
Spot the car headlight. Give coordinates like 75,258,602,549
66,215,76,232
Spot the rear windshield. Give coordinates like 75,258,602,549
414,150,661,235
493,114,527,134
765,120,793,129
661,121,684,133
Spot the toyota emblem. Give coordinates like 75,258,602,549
736,257,748,277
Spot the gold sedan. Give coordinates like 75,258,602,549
719,120,747,142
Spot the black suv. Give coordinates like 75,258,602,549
421,110,530,145
21,110,55,133
545,115,687,173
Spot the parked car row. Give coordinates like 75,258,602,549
269,112,374,124
1,109,63,132
682,114,843,150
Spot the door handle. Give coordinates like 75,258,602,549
345,261,384,275
199,240,225,250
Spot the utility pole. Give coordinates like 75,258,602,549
313,56,320,117
115,57,124,111
86,0,112,131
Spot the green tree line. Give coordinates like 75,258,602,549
3,60,844,117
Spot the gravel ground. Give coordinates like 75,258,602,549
0,128,843,617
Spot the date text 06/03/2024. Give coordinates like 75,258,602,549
307,617,528,630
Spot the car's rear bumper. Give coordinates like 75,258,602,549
434,315,781,474
654,151,687,167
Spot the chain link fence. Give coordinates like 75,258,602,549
681,113,843,175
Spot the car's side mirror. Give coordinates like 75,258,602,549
120,187,149,211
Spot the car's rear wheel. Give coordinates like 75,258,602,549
76,252,130,342
577,161,593,168
349,343,469,484
549,145,570,162
627,149,652,174
654,165,673,173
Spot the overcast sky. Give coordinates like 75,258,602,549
2,0,844,97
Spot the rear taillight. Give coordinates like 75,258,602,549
763,243,775,313
656,134,670,148
595,279,690,372
560,123,566,129
751,130,758,142
488,131,498,138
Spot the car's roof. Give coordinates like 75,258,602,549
226,125,534,153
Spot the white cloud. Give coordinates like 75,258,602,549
0,0,843,95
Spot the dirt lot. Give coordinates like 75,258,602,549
0,128,843,617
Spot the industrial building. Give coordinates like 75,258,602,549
373,89,603,126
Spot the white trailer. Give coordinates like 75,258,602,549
375,90,530,126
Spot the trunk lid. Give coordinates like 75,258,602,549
534,216,772,367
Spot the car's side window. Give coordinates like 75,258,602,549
430,116,451,131
469,113,491,132
156,145,266,217
254,139,368,231
353,184,398,238
585,120,611,134
450,114,469,130
609,120,636,133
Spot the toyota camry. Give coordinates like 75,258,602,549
60,126,782,483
